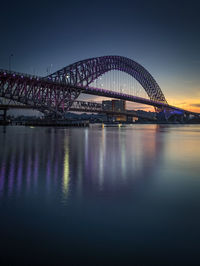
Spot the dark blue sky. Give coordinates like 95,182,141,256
1,0,200,110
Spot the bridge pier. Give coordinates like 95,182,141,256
185,113,190,122
3,109,7,121
0,108,8,124
173,115,177,123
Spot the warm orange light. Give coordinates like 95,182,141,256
167,97,200,113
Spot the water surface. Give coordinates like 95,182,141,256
0,125,200,265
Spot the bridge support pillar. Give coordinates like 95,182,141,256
173,116,177,123
185,113,190,122
0,108,8,122
180,115,184,123
3,109,7,122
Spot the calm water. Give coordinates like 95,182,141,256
0,124,200,265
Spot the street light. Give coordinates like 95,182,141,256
9,54,14,71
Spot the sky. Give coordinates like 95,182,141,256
0,0,200,112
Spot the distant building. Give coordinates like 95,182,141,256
115,115,127,122
102,100,113,111
112,100,126,112
102,100,126,112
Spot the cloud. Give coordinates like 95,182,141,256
190,103,200,107
178,102,187,105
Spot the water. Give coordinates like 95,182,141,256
0,125,200,265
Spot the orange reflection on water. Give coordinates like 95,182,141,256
163,126,200,167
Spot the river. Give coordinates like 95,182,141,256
0,124,200,265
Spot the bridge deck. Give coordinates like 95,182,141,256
0,69,199,116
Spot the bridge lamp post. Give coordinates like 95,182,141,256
9,54,14,71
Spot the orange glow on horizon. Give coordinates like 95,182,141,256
167,97,200,113
82,95,200,113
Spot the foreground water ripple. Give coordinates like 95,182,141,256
0,124,200,265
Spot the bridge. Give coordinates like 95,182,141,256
0,55,199,121
0,100,156,122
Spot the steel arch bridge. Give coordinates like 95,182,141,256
49,55,167,104
0,55,197,118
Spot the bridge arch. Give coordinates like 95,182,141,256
49,55,167,103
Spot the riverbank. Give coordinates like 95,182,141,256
1,119,200,127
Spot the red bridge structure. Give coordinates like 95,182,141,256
0,56,199,121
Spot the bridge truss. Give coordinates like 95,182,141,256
0,56,199,119
49,56,167,104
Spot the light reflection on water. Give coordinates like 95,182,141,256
0,124,200,265
63,138,69,199
0,124,199,199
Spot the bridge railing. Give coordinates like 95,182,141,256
0,69,180,107
0,69,44,80
0,69,66,84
